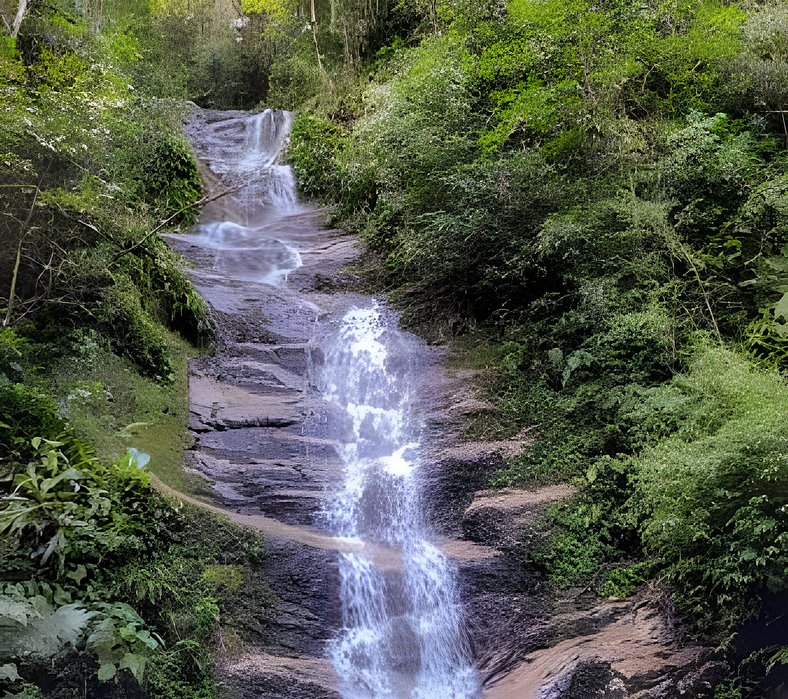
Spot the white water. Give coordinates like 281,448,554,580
203,108,298,215
192,109,302,285
321,306,479,698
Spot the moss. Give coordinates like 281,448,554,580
46,328,200,492
202,565,244,593
111,507,272,698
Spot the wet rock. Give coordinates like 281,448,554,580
541,661,629,699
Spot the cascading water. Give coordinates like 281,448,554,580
191,109,301,285
185,106,479,697
321,306,479,698
206,108,298,214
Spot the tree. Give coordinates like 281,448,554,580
1,0,33,37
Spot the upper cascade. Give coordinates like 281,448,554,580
197,108,298,215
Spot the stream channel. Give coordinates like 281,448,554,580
166,108,722,699
169,108,481,698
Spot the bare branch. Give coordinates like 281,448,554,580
3,168,45,327
110,185,243,265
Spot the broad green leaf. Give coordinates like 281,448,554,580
97,663,117,682
119,652,146,681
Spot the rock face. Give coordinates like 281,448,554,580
170,109,718,699
169,204,358,696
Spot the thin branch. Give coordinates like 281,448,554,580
110,185,242,265
3,169,45,327
683,250,723,346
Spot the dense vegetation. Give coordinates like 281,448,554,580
0,3,271,697
280,0,788,694
2,0,787,696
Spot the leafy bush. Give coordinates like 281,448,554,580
634,348,788,636
0,385,62,458
267,53,324,110
136,134,203,225
1,412,269,696
0,330,28,385
288,113,347,200
0,436,154,577
533,346,787,638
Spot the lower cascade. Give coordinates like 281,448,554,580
320,306,479,698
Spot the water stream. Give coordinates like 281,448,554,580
188,108,479,698
321,306,479,698
192,109,302,285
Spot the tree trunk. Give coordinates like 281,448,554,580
430,0,437,36
10,0,30,38
310,0,323,73
342,20,351,69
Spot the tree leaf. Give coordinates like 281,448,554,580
119,652,147,681
97,663,117,682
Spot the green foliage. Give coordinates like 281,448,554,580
86,601,163,683
745,306,788,370
267,54,324,110
0,8,209,379
284,2,788,675
633,348,788,636
0,385,62,457
47,329,197,492
714,646,788,699
1,414,268,697
0,435,152,577
731,2,788,128
0,586,161,685
136,134,203,225
97,278,173,382
0,326,264,698
0,331,28,385
288,113,348,200
112,507,271,699
600,563,649,599
529,454,640,587
533,345,787,638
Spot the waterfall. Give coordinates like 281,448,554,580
321,306,479,698
239,109,298,212
188,106,479,696
193,109,302,284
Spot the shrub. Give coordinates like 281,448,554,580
634,347,788,636
0,330,29,384
288,113,347,200
136,134,202,225
97,278,173,382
